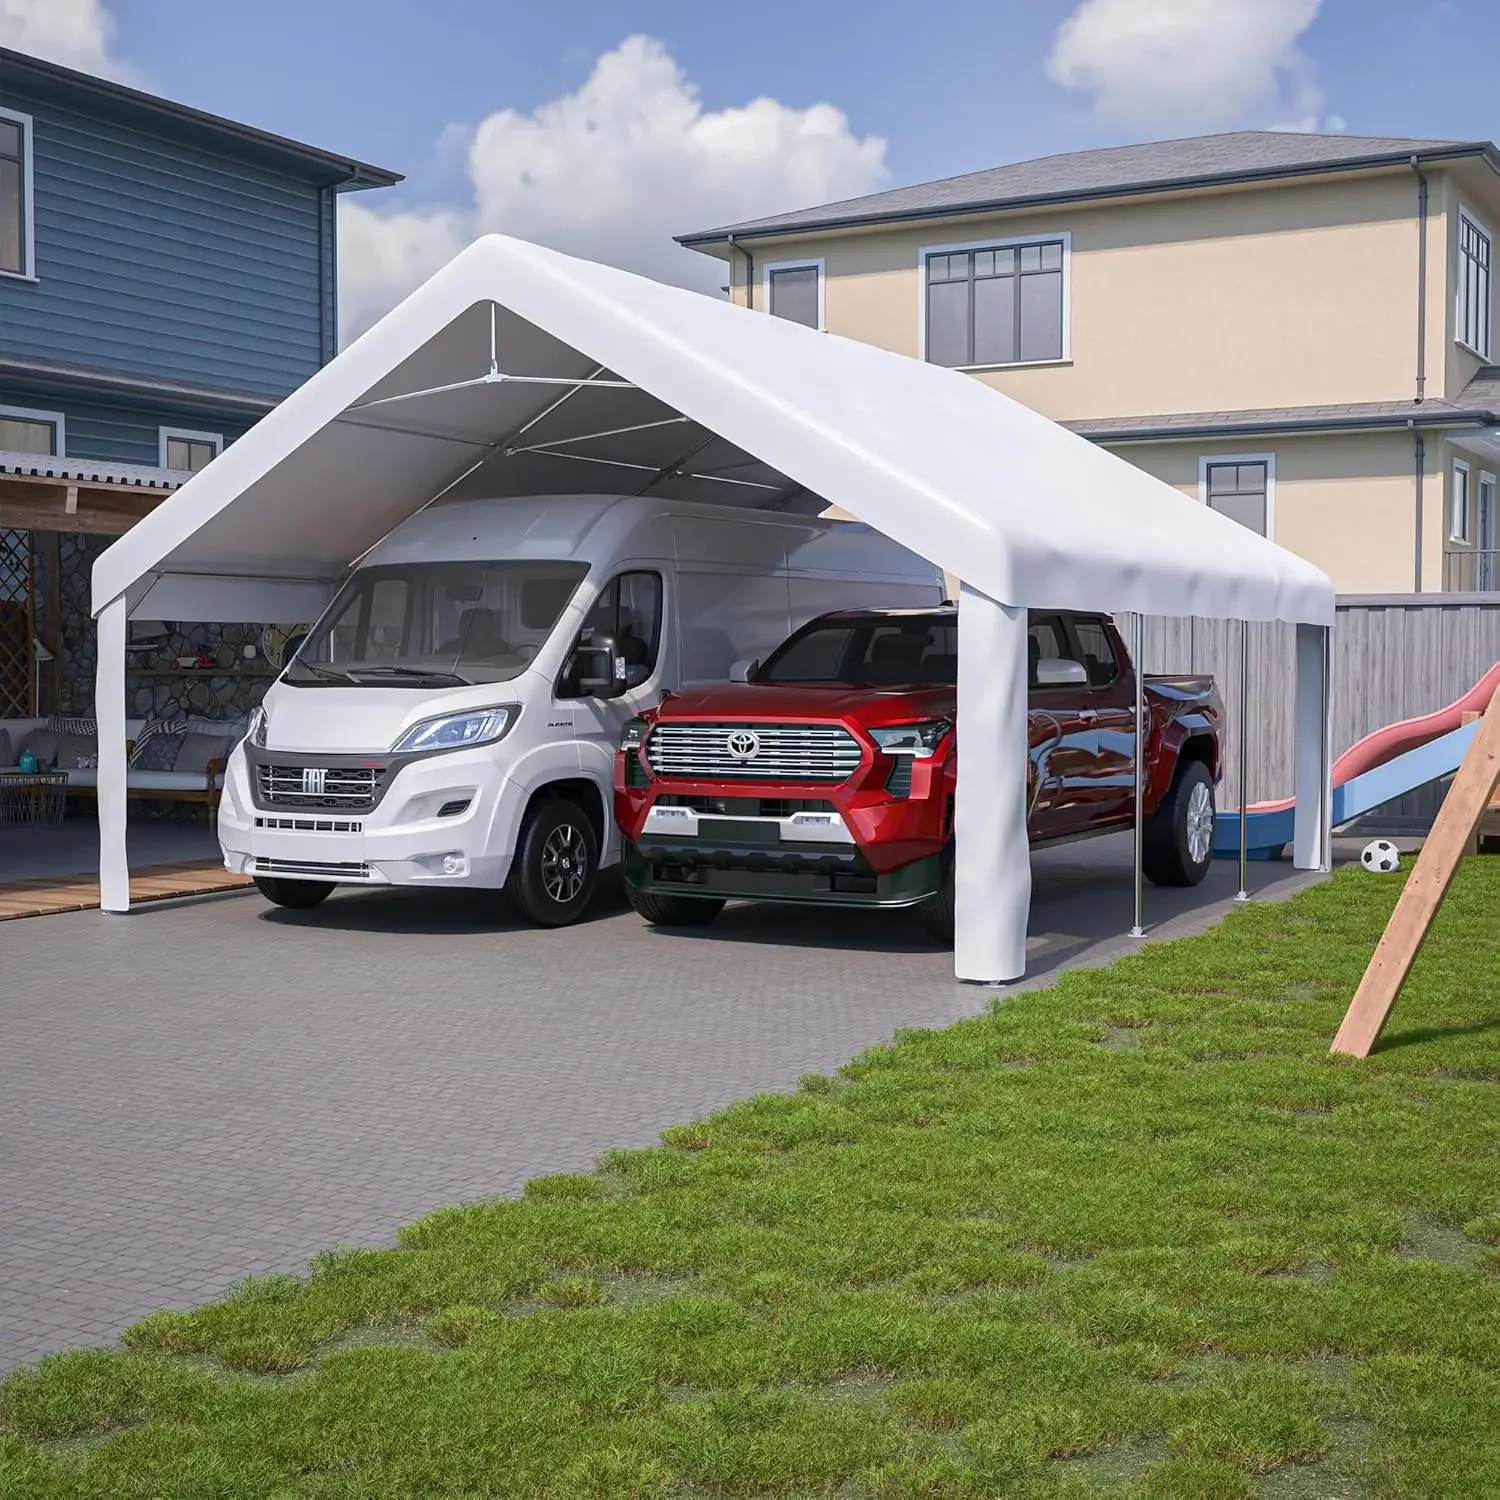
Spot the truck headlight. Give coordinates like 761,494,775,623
247,705,268,748
619,718,648,753
870,719,951,758
391,705,518,754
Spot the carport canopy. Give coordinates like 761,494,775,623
92,234,1336,981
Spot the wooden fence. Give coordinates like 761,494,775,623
1116,593,1500,826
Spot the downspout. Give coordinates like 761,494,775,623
728,232,754,310
1410,156,1429,591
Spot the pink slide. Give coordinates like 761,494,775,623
1233,661,1500,819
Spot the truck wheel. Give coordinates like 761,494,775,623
1142,759,1216,887
506,799,598,926
626,885,726,927
253,875,335,909
916,856,955,944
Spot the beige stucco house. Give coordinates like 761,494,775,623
680,131,1500,595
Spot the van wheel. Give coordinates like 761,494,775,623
506,799,598,926
254,875,335,909
626,885,726,927
916,854,955,944
1143,759,1216,887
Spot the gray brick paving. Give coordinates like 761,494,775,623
0,833,1331,1373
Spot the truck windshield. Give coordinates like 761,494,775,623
759,616,958,687
286,561,588,687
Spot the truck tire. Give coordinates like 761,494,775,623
505,799,598,926
1143,758,1216,887
916,854,955,944
626,885,726,927
253,875,335,909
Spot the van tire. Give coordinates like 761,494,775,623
1143,758,1216,888
916,855,955,944
254,875,335,909
506,799,598,926
626,886,726,927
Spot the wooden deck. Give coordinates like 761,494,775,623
0,861,251,921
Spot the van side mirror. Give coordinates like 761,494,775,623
1034,657,1089,687
729,658,759,683
573,634,629,699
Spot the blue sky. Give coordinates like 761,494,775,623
10,0,1500,332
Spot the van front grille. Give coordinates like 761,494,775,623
646,723,863,783
254,858,371,880
257,764,380,810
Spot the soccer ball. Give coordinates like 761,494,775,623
1360,839,1402,873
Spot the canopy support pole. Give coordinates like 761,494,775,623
96,594,130,913
954,584,1029,984
1130,612,1146,938
1292,623,1334,871
1236,619,1251,902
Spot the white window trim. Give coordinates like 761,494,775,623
0,105,37,282
1456,205,1493,361
1198,452,1276,542
0,402,65,456
159,426,223,471
762,257,826,332
1450,456,1471,544
917,230,1072,370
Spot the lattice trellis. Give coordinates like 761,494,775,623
0,528,37,718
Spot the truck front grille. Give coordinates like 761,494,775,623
646,723,863,783
257,764,380,810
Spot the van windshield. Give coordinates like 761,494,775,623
286,561,588,687
759,615,958,687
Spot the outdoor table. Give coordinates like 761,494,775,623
0,771,69,829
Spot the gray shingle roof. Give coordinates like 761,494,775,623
1459,364,1500,410
680,131,1489,245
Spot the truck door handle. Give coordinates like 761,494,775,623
1078,709,1097,724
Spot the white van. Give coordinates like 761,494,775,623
218,493,942,923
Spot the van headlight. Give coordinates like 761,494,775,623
869,720,951,758
391,705,518,754
247,705,268,749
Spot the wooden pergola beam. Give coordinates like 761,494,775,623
0,475,169,536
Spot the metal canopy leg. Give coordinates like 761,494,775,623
96,595,130,913
1130,612,1146,938
1292,622,1334,872
1236,618,1251,903
954,584,1029,984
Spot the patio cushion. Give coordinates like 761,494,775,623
17,727,58,769
54,731,99,770
47,714,98,736
0,726,11,768
130,731,185,772
172,732,225,777
125,770,225,791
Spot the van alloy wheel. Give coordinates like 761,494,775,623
540,823,589,904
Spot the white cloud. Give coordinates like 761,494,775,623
0,0,135,81
1047,0,1334,134
338,35,888,341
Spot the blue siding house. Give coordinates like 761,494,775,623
0,46,399,719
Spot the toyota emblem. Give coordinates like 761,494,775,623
725,729,761,761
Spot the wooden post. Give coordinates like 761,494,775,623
1331,684,1500,1057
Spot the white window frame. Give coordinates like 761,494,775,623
1456,206,1492,361
762,257,825,332
0,105,37,282
0,402,65,456
159,426,223,472
917,231,1072,371
1198,452,1276,541
1450,456,1471,544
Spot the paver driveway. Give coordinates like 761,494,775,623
0,834,1327,1373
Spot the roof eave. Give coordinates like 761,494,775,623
0,46,403,188
677,142,1497,249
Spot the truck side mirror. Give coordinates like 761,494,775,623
1034,657,1089,687
573,634,629,699
729,658,759,683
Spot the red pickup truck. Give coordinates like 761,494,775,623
614,606,1223,941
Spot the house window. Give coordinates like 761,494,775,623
1450,458,1470,544
925,238,1065,368
1458,210,1492,359
160,428,222,472
1202,456,1273,537
0,108,33,278
0,404,62,456
765,261,822,329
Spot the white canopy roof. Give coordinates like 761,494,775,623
93,233,1333,625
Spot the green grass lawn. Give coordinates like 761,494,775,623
3,862,1499,1499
